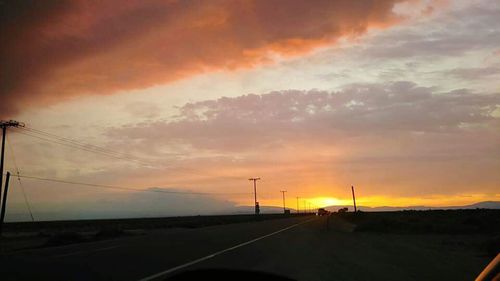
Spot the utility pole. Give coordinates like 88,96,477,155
248,177,261,215
296,197,299,213
0,172,11,235
280,190,287,213
351,185,357,212
0,120,24,211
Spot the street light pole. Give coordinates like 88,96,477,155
248,177,261,215
280,190,287,213
351,185,357,212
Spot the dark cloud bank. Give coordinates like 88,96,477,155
0,0,403,117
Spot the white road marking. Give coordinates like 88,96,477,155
138,217,316,281
52,245,120,258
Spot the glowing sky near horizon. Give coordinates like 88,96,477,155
1,0,499,220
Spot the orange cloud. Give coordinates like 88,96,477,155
0,0,413,117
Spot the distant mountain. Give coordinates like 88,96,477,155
219,201,500,215
447,201,500,209
324,201,500,212
221,205,289,214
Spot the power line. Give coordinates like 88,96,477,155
6,135,35,222
20,127,193,167
6,134,20,174
4,123,324,210
13,128,153,166
14,130,145,163
13,127,246,181
22,127,135,157
14,174,252,196
22,126,158,161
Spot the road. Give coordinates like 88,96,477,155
0,215,489,280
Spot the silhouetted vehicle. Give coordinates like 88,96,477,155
317,208,329,216
338,207,348,213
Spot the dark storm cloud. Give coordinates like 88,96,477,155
0,0,404,117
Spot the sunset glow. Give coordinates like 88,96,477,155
1,0,499,221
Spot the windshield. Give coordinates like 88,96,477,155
0,1,499,280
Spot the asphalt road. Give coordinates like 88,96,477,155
0,215,489,281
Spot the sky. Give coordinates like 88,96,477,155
1,0,499,221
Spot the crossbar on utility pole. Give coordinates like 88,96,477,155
351,185,357,212
248,177,261,215
280,190,287,213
